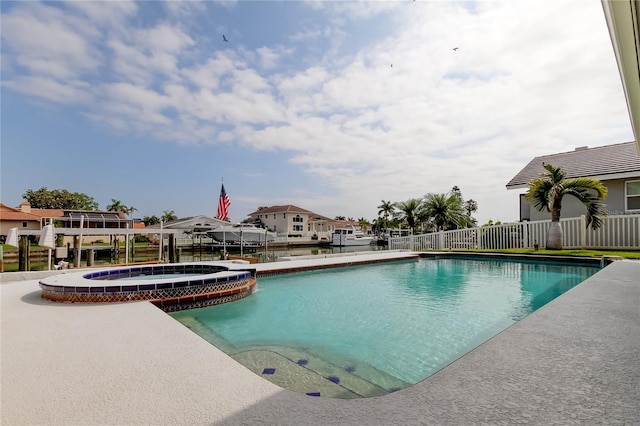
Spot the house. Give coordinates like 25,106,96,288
506,142,640,221
0,202,132,244
0,203,43,241
248,205,357,239
248,205,317,237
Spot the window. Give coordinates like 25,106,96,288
626,180,640,211
293,225,303,232
293,215,303,223
22,221,28,228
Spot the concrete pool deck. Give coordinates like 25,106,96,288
1,252,638,425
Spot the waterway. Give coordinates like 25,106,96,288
3,243,387,272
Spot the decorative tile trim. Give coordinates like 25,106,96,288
39,263,258,312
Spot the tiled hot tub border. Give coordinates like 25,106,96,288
39,263,257,312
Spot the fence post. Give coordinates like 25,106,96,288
580,215,586,250
438,231,444,249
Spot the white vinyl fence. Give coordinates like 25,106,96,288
389,214,640,251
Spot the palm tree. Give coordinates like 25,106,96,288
161,210,178,223
142,215,160,226
421,193,467,231
394,198,422,234
357,217,371,232
377,200,395,220
106,199,124,213
525,163,608,250
377,200,395,232
106,199,136,216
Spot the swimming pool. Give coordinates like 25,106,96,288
171,257,599,398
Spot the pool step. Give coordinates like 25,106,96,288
174,316,411,398
232,347,410,398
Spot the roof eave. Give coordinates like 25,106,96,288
506,170,640,190
602,0,640,154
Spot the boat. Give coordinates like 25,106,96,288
207,223,276,245
331,225,374,247
376,228,412,245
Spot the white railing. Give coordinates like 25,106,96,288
389,214,640,251
174,237,217,246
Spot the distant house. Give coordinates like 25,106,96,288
248,205,317,237
506,142,640,221
248,205,363,239
0,203,43,240
0,202,132,244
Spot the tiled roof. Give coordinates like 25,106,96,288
249,205,316,216
0,204,41,221
0,204,129,222
506,141,640,189
30,208,65,218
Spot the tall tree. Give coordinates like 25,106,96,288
161,210,178,223
450,186,463,201
23,187,98,210
142,215,160,226
421,193,467,231
357,217,371,231
394,198,422,234
106,199,136,216
465,199,478,217
377,200,395,220
377,199,395,232
525,163,608,249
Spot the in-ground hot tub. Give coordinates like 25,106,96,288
39,262,257,312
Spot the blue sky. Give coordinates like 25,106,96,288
1,0,633,225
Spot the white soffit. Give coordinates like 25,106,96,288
602,0,640,154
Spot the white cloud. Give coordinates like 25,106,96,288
134,23,195,54
65,0,138,25
256,47,280,69
2,76,92,104
162,1,206,19
0,0,632,224
1,3,101,80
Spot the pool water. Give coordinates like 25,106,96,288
171,258,599,398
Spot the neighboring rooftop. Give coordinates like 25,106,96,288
506,141,640,189
0,203,42,222
249,205,317,216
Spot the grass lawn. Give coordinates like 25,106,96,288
438,248,640,260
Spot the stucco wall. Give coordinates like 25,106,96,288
253,212,309,236
0,220,40,238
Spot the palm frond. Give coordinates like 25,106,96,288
525,178,553,212
525,164,608,231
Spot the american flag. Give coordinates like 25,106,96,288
217,183,231,221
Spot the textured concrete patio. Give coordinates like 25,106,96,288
1,253,638,425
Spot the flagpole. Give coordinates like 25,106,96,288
217,179,231,260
